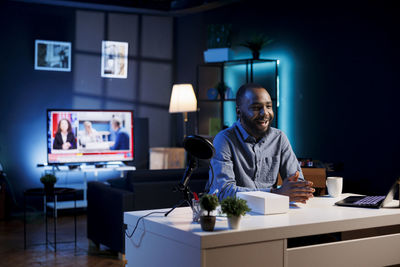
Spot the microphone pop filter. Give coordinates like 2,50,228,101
183,135,215,160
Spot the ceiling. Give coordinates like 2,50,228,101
11,0,241,15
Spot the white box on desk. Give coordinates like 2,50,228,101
237,191,289,215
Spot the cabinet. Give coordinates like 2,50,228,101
196,59,279,137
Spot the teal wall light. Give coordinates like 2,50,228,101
226,50,296,151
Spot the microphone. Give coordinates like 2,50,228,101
178,135,215,189
179,155,196,189
165,135,215,217
183,135,215,160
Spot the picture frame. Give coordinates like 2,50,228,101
34,40,71,72
101,40,129,79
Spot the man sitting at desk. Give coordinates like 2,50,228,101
109,117,130,150
208,83,314,203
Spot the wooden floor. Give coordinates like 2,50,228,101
0,211,125,267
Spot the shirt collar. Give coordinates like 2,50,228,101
234,120,269,144
235,120,255,143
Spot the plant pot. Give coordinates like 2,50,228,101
200,215,216,231
227,215,242,229
44,183,55,195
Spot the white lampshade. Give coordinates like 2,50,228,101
169,84,197,113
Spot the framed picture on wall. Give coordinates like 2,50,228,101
101,41,128,79
34,40,71,72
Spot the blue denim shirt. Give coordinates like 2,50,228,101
208,120,303,200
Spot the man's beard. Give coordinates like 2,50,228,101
241,114,272,138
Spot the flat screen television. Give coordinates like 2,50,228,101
47,109,134,164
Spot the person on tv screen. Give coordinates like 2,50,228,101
53,118,77,150
79,121,101,147
109,117,129,150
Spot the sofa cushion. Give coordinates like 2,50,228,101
107,177,128,191
125,167,209,192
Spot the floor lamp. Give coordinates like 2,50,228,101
169,84,197,138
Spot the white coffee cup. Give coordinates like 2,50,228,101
326,177,343,197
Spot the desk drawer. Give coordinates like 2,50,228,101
203,240,284,267
287,233,400,267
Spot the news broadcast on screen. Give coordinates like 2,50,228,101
47,110,134,164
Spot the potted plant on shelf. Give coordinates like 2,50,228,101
216,82,229,100
199,193,219,231
240,34,273,60
221,196,251,230
40,173,57,195
204,24,233,63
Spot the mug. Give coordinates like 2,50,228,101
326,177,343,197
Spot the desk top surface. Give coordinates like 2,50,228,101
124,194,400,249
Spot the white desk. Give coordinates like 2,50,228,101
124,194,400,267
44,165,136,210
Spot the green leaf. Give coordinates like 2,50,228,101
199,194,219,216
221,196,251,217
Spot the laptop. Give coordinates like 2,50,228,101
335,178,399,209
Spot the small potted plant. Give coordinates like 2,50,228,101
221,196,251,230
204,24,233,62
40,173,57,195
216,82,228,100
240,34,273,60
199,194,219,231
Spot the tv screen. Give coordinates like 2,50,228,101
47,110,134,164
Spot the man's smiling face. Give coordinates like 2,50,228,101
237,87,274,140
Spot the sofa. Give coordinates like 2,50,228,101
87,167,209,253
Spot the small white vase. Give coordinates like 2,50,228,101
227,215,241,229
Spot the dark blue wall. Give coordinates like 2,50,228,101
0,3,76,210
0,2,172,210
176,1,400,195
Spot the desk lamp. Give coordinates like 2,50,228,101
169,84,197,138
165,135,215,217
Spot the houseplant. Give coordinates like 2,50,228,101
221,196,251,229
204,24,233,62
199,193,219,231
240,34,273,60
40,173,57,194
216,82,228,100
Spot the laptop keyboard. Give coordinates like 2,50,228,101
353,196,386,205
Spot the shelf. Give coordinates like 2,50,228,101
197,59,279,134
199,99,236,102
47,200,87,209
198,58,278,67
199,97,277,102
55,183,86,190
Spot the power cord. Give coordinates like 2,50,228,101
125,211,166,238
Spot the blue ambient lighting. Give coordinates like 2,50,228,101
277,60,280,108
271,52,295,150
224,63,247,127
231,50,295,150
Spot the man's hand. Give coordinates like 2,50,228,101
273,171,315,203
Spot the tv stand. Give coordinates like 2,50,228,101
68,165,79,170
40,164,136,211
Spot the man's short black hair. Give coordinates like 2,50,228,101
236,83,265,107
